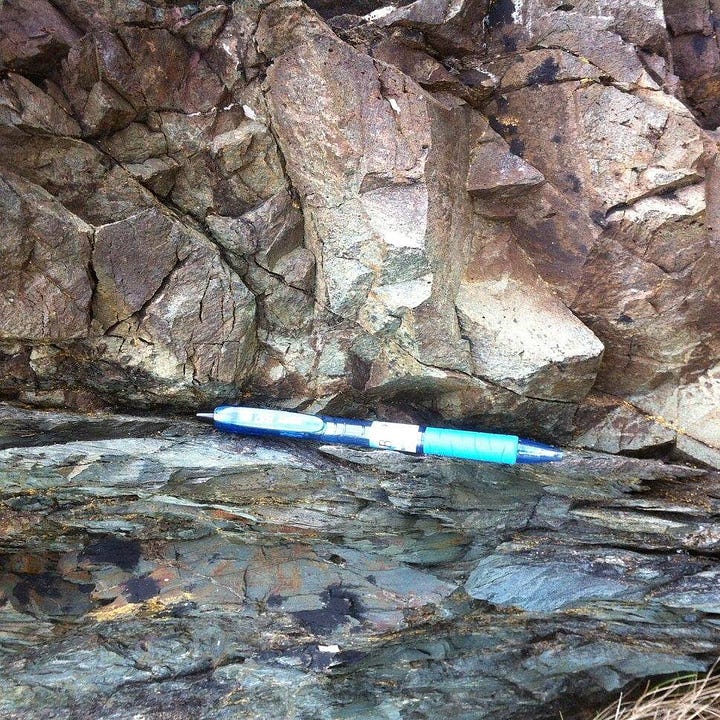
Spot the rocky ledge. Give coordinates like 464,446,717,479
1,406,720,719
1,1,720,716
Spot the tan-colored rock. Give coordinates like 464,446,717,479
574,396,677,455
632,368,720,467
123,157,179,197
457,235,604,401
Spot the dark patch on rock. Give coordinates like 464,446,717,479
565,173,582,192
329,649,367,668
165,600,198,617
488,116,506,135
459,68,489,88
509,138,525,157
13,572,62,605
502,33,518,52
306,644,338,671
488,115,517,137
692,34,709,57
9,561,95,619
124,576,161,603
528,57,561,85
486,0,515,28
349,353,371,391
267,594,285,607
372,487,391,503
80,536,141,571
291,584,365,635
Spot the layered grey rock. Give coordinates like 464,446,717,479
1,407,719,719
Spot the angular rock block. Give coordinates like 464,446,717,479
0,171,93,342
91,208,257,392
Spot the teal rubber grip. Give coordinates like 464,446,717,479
421,427,519,464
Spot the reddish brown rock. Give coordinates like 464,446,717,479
60,30,144,125
117,27,225,114
0,171,93,342
0,0,717,465
664,0,720,128
0,0,81,77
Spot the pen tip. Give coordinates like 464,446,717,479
516,439,564,463
196,413,215,421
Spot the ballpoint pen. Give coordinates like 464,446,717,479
197,406,564,464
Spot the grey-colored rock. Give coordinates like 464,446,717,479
123,157,179,197
101,123,168,163
173,5,229,50
1,407,719,718
0,73,81,137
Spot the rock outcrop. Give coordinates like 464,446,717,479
1,407,720,719
0,0,718,467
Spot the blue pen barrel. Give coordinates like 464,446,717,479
421,427,519,464
319,417,373,447
202,407,562,464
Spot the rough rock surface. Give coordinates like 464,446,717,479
3,4,720,716
0,0,718,466
1,407,720,719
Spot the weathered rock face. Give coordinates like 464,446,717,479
0,171,93,342
664,0,720,129
0,0,718,466
1,407,720,719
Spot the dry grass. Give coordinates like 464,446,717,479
594,664,720,720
